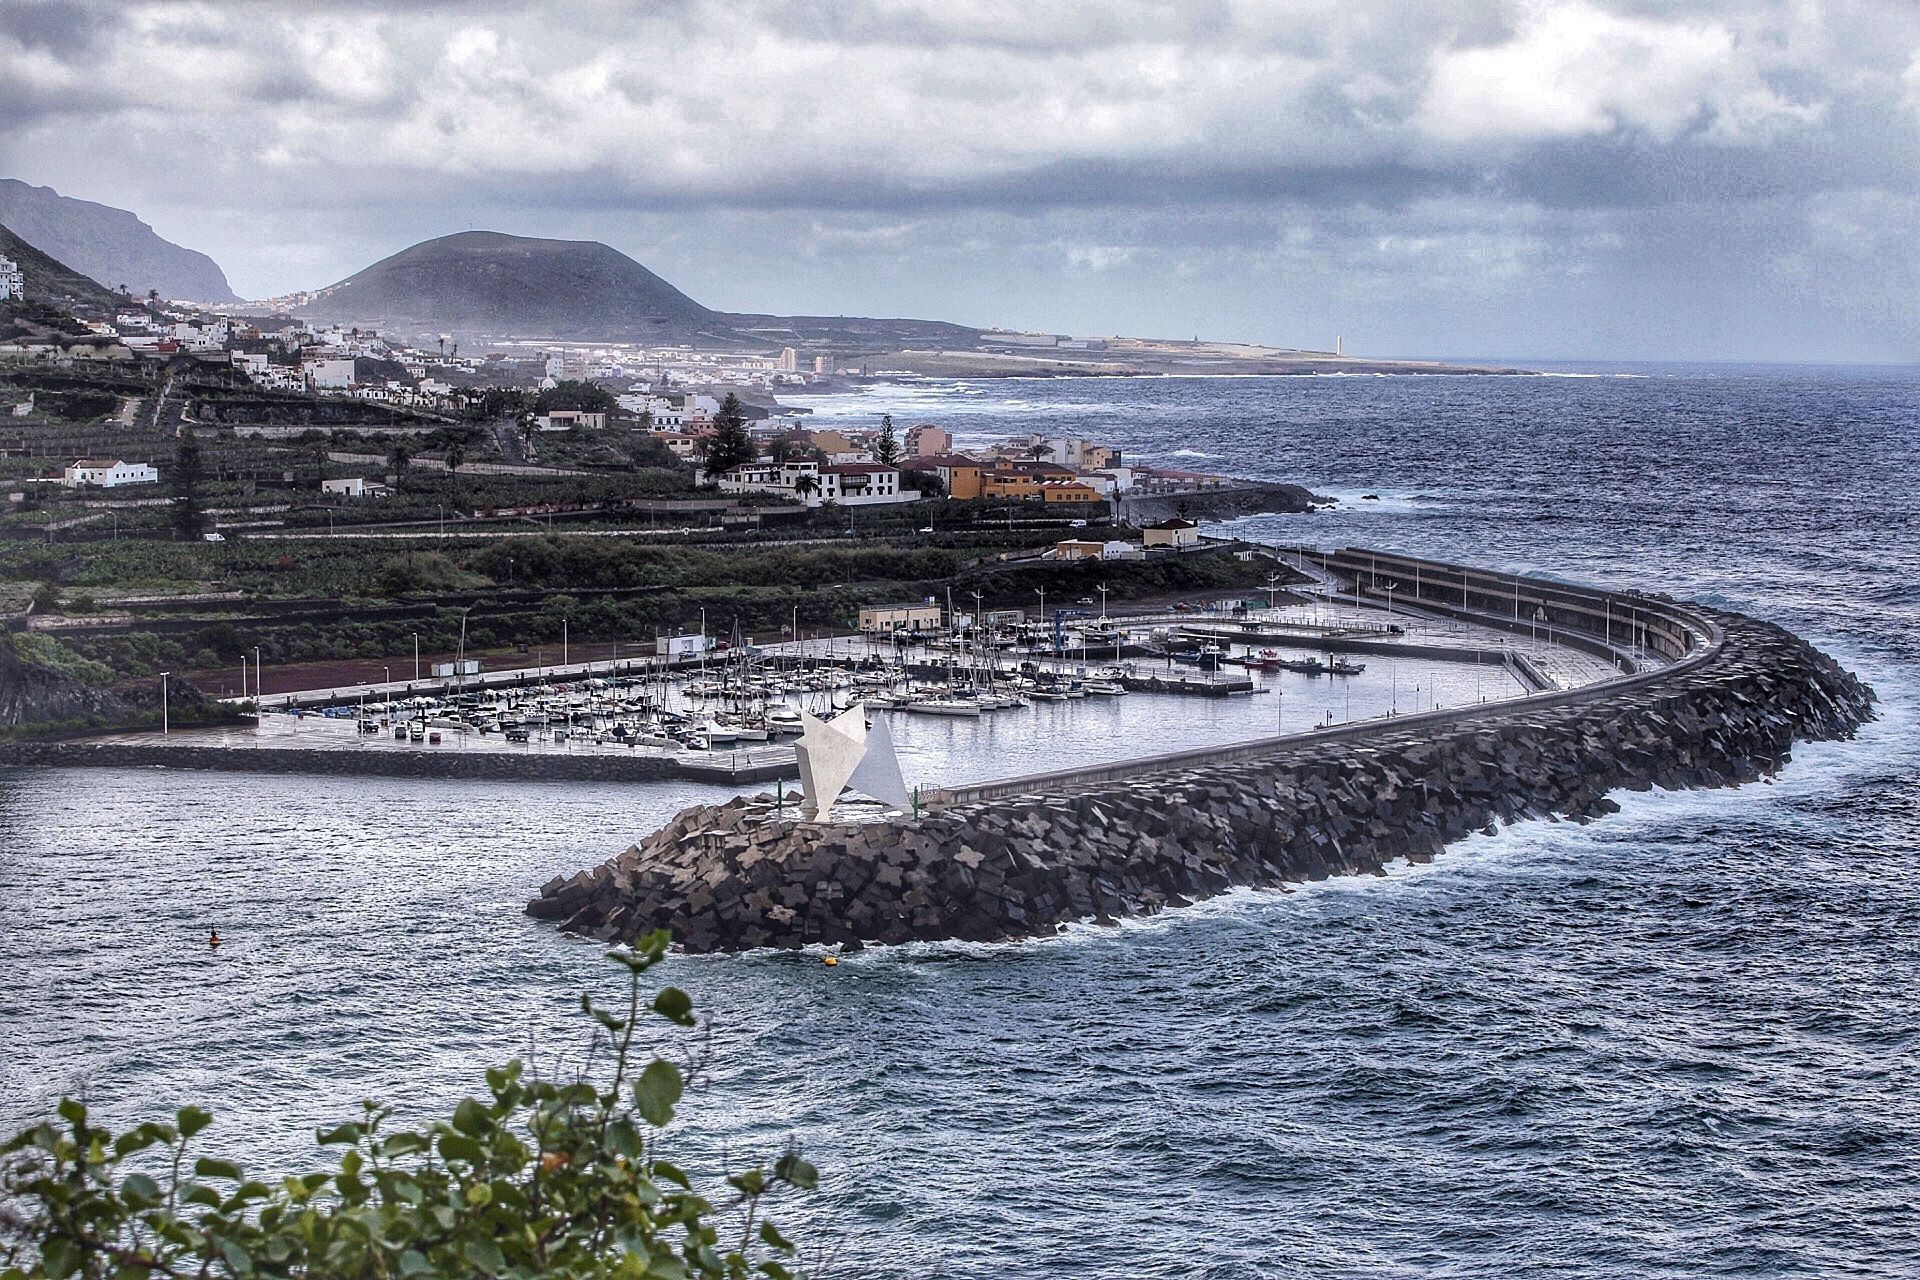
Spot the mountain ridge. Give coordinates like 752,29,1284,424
0,179,239,303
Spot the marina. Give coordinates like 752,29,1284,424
37,553,1660,790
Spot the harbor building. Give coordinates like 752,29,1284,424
858,601,944,633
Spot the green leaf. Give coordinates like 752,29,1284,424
759,1221,794,1253
176,1105,213,1138
220,1240,254,1276
773,1153,818,1191
464,1181,493,1207
181,1183,221,1207
451,1098,490,1137
379,1132,428,1159
728,1169,766,1197
121,1172,163,1208
194,1157,243,1181
41,1237,81,1280
438,1133,483,1164
463,1239,505,1275
399,1249,433,1277
316,1123,364,1146
56,1099,86,1128
633,1059,683,1128
651,986,695,1027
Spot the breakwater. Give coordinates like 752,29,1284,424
529,556,1876,953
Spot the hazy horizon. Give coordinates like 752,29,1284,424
4,0,1918,364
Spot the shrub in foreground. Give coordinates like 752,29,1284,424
0,933,816,1279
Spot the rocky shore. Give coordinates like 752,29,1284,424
529,604,1875,953
1121,482,1323,523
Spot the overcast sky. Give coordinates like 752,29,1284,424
3,0,1917,361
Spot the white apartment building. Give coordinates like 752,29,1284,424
0,257,22,301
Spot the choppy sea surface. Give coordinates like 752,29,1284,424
5,364,1918,1278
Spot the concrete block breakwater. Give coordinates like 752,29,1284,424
529,570,1875,953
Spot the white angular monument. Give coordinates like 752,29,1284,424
793,705,913,819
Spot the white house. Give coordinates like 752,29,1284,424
1142,517,1201,548
322,476,388,499
818,463,918,506
717,460,823,503
0,257,22,302
305,357,356,389
231,351,270,377
535,409,608,431
64,458,159,489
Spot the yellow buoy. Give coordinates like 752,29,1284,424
823,955,839,967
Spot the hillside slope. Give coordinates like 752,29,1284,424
0,179,239,303
297,231,737,341
0,222,123,316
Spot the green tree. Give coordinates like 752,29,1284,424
873,414,899,466
388,440,412,473
0,935,817,1280
168,431,207,541
534,381,617,415
792,473,820,502
703,394,756,479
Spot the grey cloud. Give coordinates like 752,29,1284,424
0,0,1915,360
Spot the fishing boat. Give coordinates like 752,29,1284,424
1083,679,1127,696
1329,658,1367,676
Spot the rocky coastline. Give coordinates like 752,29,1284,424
529,602,1875,954
1121,482,1323,523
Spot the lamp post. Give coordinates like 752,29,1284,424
1096,583,1109,622
159,670,170,735
412,633,420,681
1034,587,1047,654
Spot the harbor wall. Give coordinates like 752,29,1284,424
529,558,1875,953
0,740,790,785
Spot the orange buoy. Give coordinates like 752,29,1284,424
823,955,838,967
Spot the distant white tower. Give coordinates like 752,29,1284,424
1335,335,1343,357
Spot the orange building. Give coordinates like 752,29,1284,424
1040,481,1101,504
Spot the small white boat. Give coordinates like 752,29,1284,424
900,697,983,717
700,720,740,743
1083,680,1127,696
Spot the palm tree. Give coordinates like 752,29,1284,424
793,473,821,502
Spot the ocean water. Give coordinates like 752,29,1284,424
4,364,1918,1278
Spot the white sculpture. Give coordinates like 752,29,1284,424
794,705,912,818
